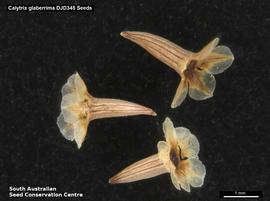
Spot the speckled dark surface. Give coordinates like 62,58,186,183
1,0,270,201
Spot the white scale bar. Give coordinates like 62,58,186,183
224,195,259,198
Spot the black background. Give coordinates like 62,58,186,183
1,0,270,201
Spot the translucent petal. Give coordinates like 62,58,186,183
61,74,77,96
189,158,206,178
157,141,169,154
188,72,216,100
175,127,191,140
170,173,181,190
203,46,234,75
186,158,206,187
61,93,79,109
162,117,176,142
173,161,191,192
74,72,88,98
189,176,204,187
157,141,170,168
177,174,190,192
186,134,200,158
196,38,219,60
171,79,188,108
56,113,75,141
62,108,79,124
61,73,88,101
74,121,88,149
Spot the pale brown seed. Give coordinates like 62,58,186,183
121,31,234,108
109,117,206,192
57,72,156,148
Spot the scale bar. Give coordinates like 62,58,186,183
220,191,262,199
224,196,259,198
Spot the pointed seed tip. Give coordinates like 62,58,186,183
108,177,117,184
120,31,131,38
152,111,157,116
120,31,126,36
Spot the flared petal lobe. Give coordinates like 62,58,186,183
56,113,89,149
57,113,75,141
61,74,77,96
61,72,88,99
173,158,205,191
173,166,191,192
186,158,206,187
157,141,171,171
162,117,176,145
188,70,216,100
170,173,181,190
201,45,234,75
73,120,89,149
195,38,219,60
171,79,188,108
